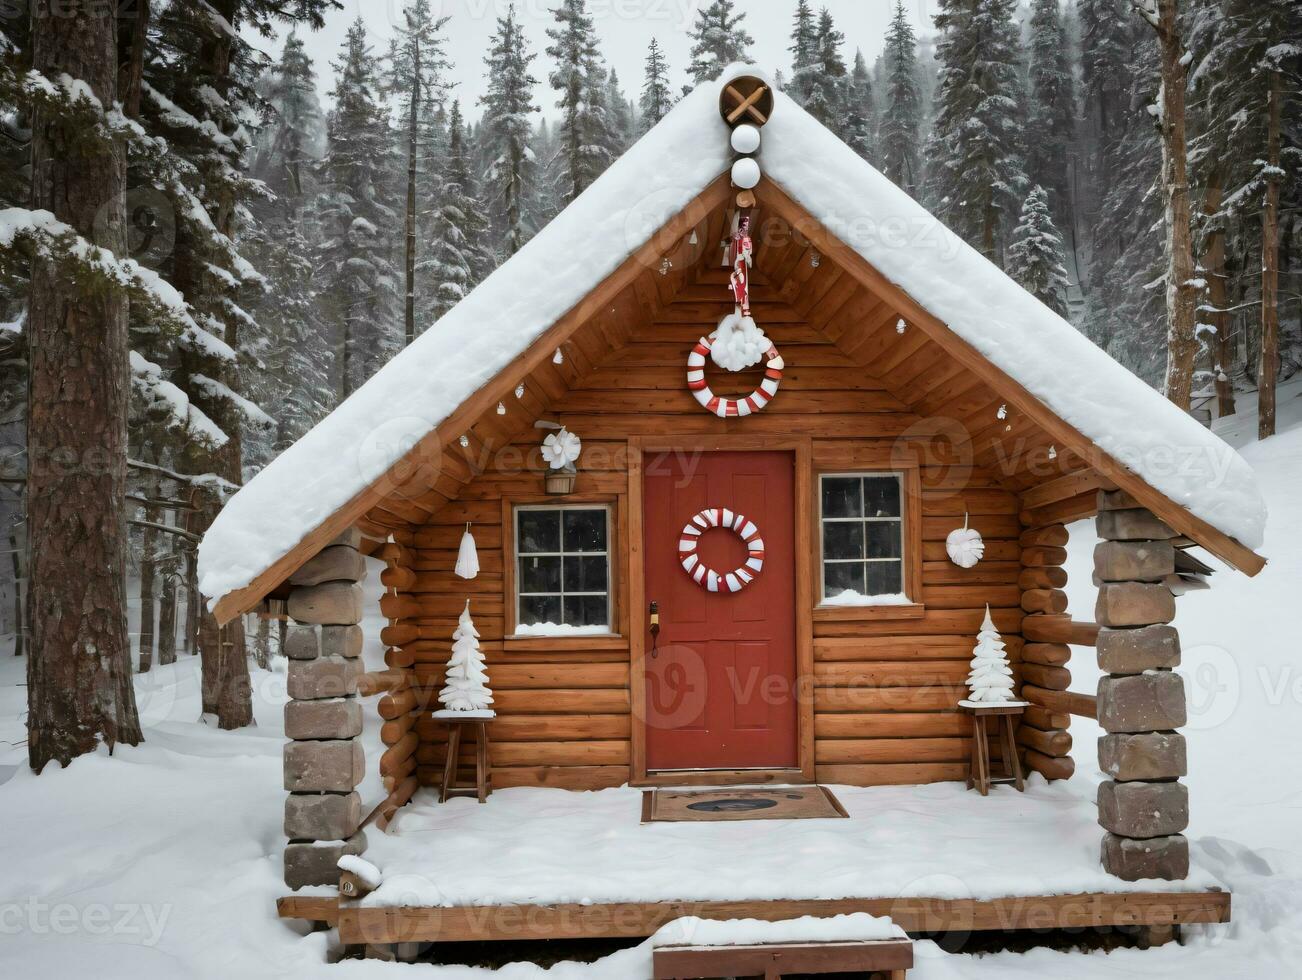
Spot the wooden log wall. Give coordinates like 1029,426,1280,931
389,277,1084,790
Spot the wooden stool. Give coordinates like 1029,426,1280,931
653,938,913,979
431,710,494,803
958,701,1026,796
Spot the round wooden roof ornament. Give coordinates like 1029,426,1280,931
719,75,773,129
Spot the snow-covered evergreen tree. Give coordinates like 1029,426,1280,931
804,8,847,135
843,49,875,163
1008,186,1072,317
963,607,1017,704
546,0,614,203
639,37,675,132
925,0,1029,263
480,3,541,259
1024,0,1076,218
426,101,491,322
1077,0,1128,145
787,0,818,107
439,601,493,712
317,18,401,399
880,0,922,194
686,0,753,85
605,68,633,154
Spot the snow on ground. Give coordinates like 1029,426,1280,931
3,401,1301,977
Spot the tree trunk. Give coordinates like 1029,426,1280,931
10,528,23,656
157,558,177,666
1202,172,1236,417
253,613,270,670
1258,69,1280,440
1145,0,1199,410
183,546,197,656
277,615,288,657
137,501,157,673
26,0,142,770
404,35,420,347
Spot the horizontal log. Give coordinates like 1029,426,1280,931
1021,643,1070,667
813,635,981,662
380,623,421,646
380,732,419,778
813,661,970,687
417,765,630,792
417,713,631,742
1016,724,1072,757
1023,704,1070,731
1024,748,1075,781
814,712,972,739
923,560,1021,586
417,739,630,768
380,711,415,746
1021,589,1068,614
814,686,968,713
385,647,416,669
922,540,1019,563
1018,566,1068,591
1020,546,1068,567
380,566,416,590
1022,616,1099,646
1022,685,1097,719
356,668,409,697
815,737,974,765
378,688,418,720
372,776,418,832
813,762,970,787
815,607,1023,638
1020,663,1071,691
1019,525,1069,548
413,663,630,690
923,584,1021,610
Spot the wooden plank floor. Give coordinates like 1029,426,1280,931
278,890,1230,944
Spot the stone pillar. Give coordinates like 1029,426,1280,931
283,528,369,889
1093,491,1189,881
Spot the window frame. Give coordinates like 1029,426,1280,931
506,500,618,640
814,469,924,618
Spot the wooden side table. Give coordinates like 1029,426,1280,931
958,701,1027,796
431,709,495,803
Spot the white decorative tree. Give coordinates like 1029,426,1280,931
962,606,1019,705
439,601,494,712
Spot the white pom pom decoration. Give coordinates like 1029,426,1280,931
541,427,582,470
946,513,985,569
730,124,761,154
731,157,761,189
709,312,768,371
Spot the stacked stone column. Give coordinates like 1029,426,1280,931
1093,490,1189,881
283,528,369,889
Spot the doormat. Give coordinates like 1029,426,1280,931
641,786,848,823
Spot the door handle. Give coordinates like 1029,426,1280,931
649,601,660,658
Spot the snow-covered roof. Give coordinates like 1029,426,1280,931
198,65,1266,612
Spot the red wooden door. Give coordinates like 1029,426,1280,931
642,450,798,771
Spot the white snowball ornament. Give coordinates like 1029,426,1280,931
709,312,768,371
730,123,761,154
946,513,985,569
731,157,760,189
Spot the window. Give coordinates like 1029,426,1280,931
819,473,906,602
514,505,612,631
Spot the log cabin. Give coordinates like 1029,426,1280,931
198,68,1266,950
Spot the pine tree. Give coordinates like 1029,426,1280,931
1008,186,1072,316
426,101,490,322
480,3,541,259
1025,0,1076,218
546,0,614,203
880,0,922,194
686,0,753,85
1077,0,1128,144
843,49,875,162
386,0,450,346
439,601,493,712
606,67,633,154
964,607,1016,703
639,37,675,132
925,0,1029,263
804,8,847,134
317,18,401,399
788,0,818,106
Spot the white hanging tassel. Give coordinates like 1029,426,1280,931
455,522,480,579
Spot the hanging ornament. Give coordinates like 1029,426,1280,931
946,513,985,569
688,229,699,246
553,347,564,365
688,335,783,417
727,214,753,317
515,383,525,399
455,523,480,580
1048,445,1058,460
458,434,470,448
996,404,1007,420
496,401,507,415
896,318,907,334
659,256,673,276
678,507,765,593
810,250,821,268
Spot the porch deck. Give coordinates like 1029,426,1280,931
289,778,1231,944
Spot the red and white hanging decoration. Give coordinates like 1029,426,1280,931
678,508,765,593
687,334,783,417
